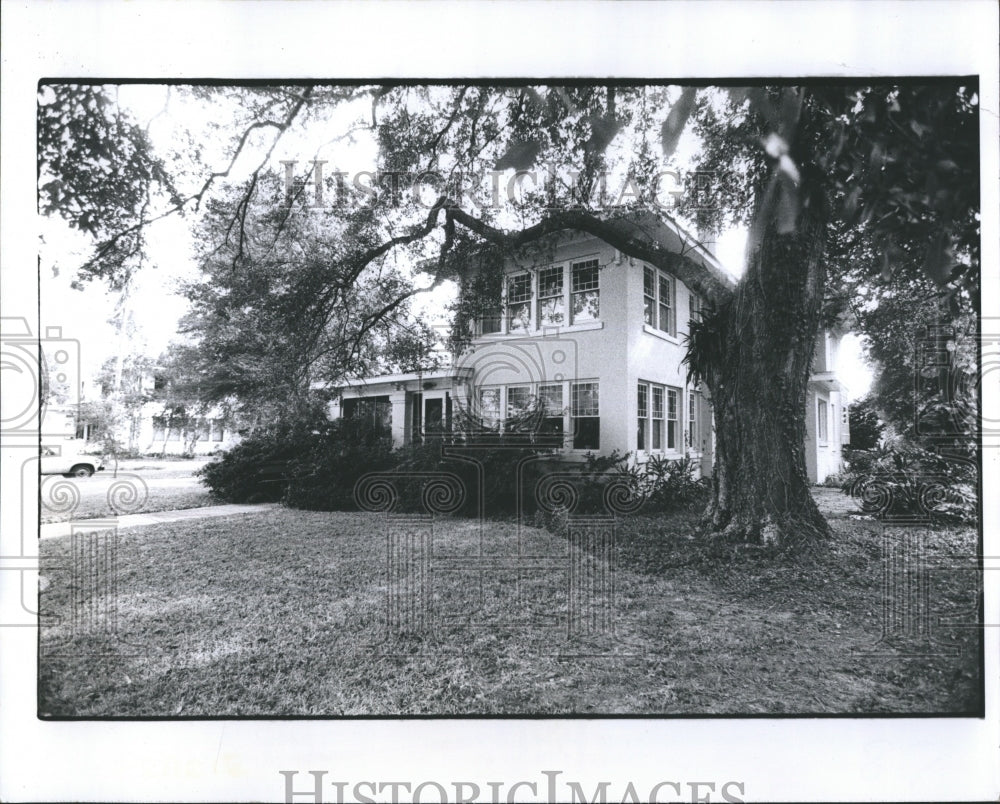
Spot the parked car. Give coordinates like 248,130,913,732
39,446,105,477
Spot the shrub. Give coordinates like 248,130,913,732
391,434,554,518
841,444,977,524
197,421,318,503
640,454,710,512
283,418,397,510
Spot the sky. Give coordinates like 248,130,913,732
39,84,872,400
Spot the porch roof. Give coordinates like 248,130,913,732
311,366,473,392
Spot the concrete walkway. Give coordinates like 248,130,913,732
40,503,279,539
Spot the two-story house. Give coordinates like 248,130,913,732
324,213,847,483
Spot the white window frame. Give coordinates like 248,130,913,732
686,390,698,451
570,258,600,325
570,380,600,451
638,381,680,454
473,381,598,450
505,272,533,334
475,256,602,337
537,264,566,328
643,265,677,337
817,398,829,443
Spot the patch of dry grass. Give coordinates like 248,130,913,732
38,503,982,717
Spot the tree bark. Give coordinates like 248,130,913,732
700,172,831,545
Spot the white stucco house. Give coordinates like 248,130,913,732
322,214,848,484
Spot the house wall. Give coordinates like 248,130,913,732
805,386,846,483
464,238,634,457
465,235,713,473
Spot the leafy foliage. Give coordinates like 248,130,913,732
842,445,977,524
847,394,885,450
37,84,181,287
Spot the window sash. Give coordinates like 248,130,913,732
666,388,679,450
571,382,599,416
479,387,501,424
644,267,677,336
506,385,532,418
687,391,697,448
818,399,829,441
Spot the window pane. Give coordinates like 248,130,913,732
539,383,564,413
507,273,532,302
659,274,673,334
652,419,663,450
480,309,501,334
644,297,654,326
637,418,647,451
572,290,599,322
508,302,530,332
666,389,679,450
571,260,599,291
539,296,565,327
571,382,599,416
538,265,563,297
687,391,697,448
637,383,648,417
573,417,600,450
479,387,500,424
507,274,532,333
643,266,655,298
818,399,828,441
506,385,531,417
652,386,664,418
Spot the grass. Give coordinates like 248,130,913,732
40,482,215,524
38,491,982,717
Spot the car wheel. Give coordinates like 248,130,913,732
68,465,95,478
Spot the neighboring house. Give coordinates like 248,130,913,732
76,367,240,456
321,213,848,484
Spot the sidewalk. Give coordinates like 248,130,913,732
40,503,279,539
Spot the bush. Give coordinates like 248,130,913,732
841,444,977,524
391,435,554,518
283,419,397,510
197,421,318,503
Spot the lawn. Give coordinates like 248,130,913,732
40,458,216,524
38,490,982,716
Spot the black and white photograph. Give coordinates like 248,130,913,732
2,1,998,802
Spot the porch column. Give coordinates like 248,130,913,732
390,391,407,447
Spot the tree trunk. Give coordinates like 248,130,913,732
701,173,831,545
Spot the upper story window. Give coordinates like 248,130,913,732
506,273,532,333
571,259,600,323
538,265,565,327
643,266,676,336
475,257,601,336
689,292,703,325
